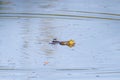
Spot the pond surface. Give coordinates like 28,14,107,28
0,0,120,80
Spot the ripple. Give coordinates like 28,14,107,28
0,12,120,21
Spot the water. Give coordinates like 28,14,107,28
0,0,120,80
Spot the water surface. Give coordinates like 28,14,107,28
0,0,120,80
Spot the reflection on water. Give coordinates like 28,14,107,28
0,1,11,5
0,1,11,10
36,0,57,9
40,18,56,55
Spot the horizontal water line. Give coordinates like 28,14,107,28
56,68,97,71
92,71,120,74
61,10,120,16
0,12,120,21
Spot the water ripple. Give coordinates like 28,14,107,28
61,10,120,16
0,12,120,21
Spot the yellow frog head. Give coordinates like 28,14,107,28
66,39,75,47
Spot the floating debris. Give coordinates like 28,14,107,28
50,39,75,48
43,61,49,65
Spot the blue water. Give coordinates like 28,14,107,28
0,0,120,80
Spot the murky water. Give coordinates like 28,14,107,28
0,0,120,80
